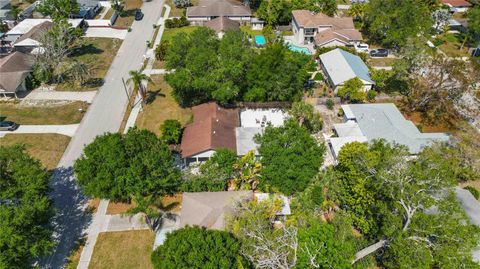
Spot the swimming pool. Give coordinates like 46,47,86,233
255,35,266,46
288,44,312,55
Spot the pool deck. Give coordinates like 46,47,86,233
284,35,315,54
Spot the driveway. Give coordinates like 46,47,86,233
39,0,164,268
24,90,97,103
85,27,128,39
0,124,79,137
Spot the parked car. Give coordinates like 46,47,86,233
0,121,19,131
354,43,369,53
370,48,389,57
135,9,144,21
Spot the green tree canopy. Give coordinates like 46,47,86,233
289,101,323,133
160,119,182,144
337,77,366,103
255,119,325,195
36,0,79,21
364,0,432,48
0,145,55,268
151,226,245,269
74,128,181,202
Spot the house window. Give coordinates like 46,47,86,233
304,28,315,36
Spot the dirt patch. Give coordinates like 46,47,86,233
106,201,137,215
161,193,183,213
403,111,457,133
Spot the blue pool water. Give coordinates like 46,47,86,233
288,44,312,55
255,35,266,46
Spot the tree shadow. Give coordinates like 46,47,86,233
145,89,165,105
120,9,137,18
70,44,104,57
82,78,104,88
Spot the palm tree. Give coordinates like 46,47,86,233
68,61,90,86
127,69,153,105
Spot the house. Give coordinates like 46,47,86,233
0,51,33,97
250,18,264,30
75,0,101,19
180,191,253,230
204,16,240,38
319,48,374,92
181,102,240,164
0,0,14,23
441,0,472,13
186,0,252,22
291,10,362,47
328,104,450,161
13,21,53,53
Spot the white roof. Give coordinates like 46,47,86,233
333,121,364,137
235,127,262,156
329,136,368,159
319,48,374,86
14,38,42,47
7,19,82,35
240,108,287,128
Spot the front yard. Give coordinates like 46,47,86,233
89,230,155,269
0,134,70,170
135,75,192,136
113,0,143,27
56,38,122,92
162,26,197,43
166,0,199,17
0,101,87,124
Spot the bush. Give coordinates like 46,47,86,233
367,89,377,101
151,226,245,269
160,119,182,144
432,38,444,47
165,16,189,28
173,0,191,8
326,98,334,110
313,72,324,81
464,186,480,200
155,40,170,61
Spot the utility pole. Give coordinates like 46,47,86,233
122,77,131,109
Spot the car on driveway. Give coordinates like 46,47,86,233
370,49,389,57
0,121,19,131
135,9,144,21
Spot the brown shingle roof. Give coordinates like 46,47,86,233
181,102,239,158
314,28,363,45
441,0,472,7
292,10,355,29
187,0,251,17
0,52,33,93
14,21,53,46
180,191,253,230
204,16,240,33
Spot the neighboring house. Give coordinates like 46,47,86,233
441,0,472,13
291,10,362,47
328,104,450,161
250,17,264,30
0,51,33,97
204,16,240,38
0,0,14,23
186,0,252,22
319,48,374,92
13,21,53,53
181,102,240,164
180,103,287,164
180,191,253,230
75,0,100,19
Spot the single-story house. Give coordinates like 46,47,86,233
180,191,253,230
13,21,53,53
0,51,33,97
328,104,450,161
181,102,240,164
204,16,240,38
291,10,362,47
319,48,374,92
186,0,252,22
75,0,101,19
441,0,472,13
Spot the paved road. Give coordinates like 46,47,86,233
39,1,164,267
0,124,79,137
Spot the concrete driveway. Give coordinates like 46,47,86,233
85,27,128,39
0,124,79,137
24,90,97,103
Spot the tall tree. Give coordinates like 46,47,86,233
0,146,55,269
337,77,366,103
255,119,325,195
289,101,323,133
127,69,153,105
36,0,79,20
232,150,262,191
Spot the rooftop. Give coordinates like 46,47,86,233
319,48,373,86
292,10,355,29
187,0,251,17
0,51,34,93
441,0,472,7
204,16,240,33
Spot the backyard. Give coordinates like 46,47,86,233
0,134,70,170
56,38,122,92
0,101,87,124
434,32,471,58
135,75,192,136
89,230,155,269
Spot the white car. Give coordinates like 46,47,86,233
354,43,370,53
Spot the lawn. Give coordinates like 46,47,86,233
240,25,263,38
162,26,197,43
56,38,122,92
135,75,192,136
367,57,399,67
166,0,198,17
114,0,144,27
0,134,70,170
89,230,155,269
0,102,87,124
435,33,471,58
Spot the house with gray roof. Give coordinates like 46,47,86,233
319,48,374,92
186,0,252,22
328,103,450,160
0,51,33,97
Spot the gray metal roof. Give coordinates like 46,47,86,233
319,48,374,86
342,104,449,154
235,127,261,156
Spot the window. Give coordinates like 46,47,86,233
304,28,316,35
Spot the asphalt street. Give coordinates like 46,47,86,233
39,1,164,267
